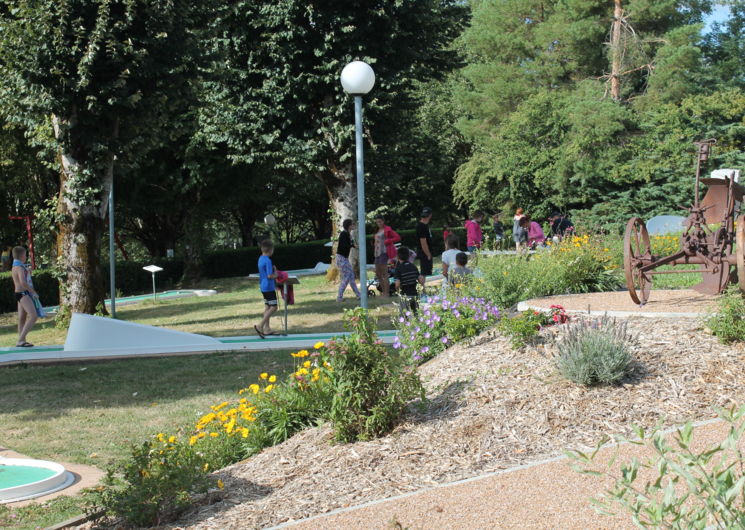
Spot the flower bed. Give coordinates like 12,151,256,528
393,295,500,363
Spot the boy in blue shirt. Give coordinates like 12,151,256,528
255,240,278,338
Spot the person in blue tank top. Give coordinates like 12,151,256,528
254,240,278,339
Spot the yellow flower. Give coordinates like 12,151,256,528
249,384,260,394
189,436,198,446
209,432,219,438
203,463,209,472
217,479,225,490
314,342,324,349
265,384,274,393
292,350,309,358
303,360,311,368
260,372,268,380
197,431,206,439
269,375,277,383
241,427,249,438
168,435,176,444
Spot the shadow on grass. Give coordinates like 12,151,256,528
118,297,249,321
0,349,296,417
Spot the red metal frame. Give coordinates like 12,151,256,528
8,215,35,269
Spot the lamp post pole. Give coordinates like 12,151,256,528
354,95,368,309
108,185,116,318
341,60,375,311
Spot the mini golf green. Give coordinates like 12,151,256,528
0,465,56,488
0,459,73,503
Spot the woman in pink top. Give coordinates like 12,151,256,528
464,210,484,252
527,216,546,248
373,215,401,297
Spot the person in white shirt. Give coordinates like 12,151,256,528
441,233,461,281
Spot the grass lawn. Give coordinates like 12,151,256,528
0,273,401,528
0,349,299,529
0,274,400,347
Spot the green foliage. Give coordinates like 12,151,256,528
498,310,550,349
557,316,634,386
451,0,745,232
86,435,212,528
569,405,745,528
0,269,59,310
706,287,745,344
328,308,424,442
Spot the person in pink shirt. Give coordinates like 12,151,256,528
373,215,401,297
464,210,484,252
527,216,546,248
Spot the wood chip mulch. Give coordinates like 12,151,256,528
160,318,744,530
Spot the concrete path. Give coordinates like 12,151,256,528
276,419,731,530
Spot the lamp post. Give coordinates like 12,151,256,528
340,60,375,310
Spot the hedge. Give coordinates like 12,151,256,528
0,227,468,313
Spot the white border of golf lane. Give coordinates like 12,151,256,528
516,300,707,319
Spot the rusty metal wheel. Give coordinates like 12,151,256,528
624,217,652,305
737,215,745,293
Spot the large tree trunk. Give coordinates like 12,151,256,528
320,162,360,275
181,211,206,286
54,115,111,315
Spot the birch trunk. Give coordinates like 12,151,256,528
322,162,361,276
54,115,111,315
610,0,623,100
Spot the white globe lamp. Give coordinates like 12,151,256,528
340,61,376,95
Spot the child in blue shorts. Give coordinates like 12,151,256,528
255,240,278,338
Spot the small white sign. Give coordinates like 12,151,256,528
143,265,163,273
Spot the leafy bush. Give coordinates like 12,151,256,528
474,233,620,309
707,287,745,344
0,269,59,313
86,434,212,527
569,405,745,529
498,310,551,349
556,316,633,386
392,295,501,363
329,307,424,442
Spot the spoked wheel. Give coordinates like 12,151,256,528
737,215,745,293
624,217,653,305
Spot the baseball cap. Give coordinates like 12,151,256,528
420,207,433,217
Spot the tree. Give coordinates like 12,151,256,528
200,0,467,256
452,0,717,223
0,0,204,313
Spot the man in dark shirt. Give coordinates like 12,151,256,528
392,246,424,313
416,207,434,276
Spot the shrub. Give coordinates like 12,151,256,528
556,316,633,386
329,307,424,442
707,287,745,344
569,405,745,528
498,310,551,349
86,434,212,527
392,295,501,363
474,233,620,309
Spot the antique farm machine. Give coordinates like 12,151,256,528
624,139,745,305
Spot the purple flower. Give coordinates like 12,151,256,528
413,354,422,361
421,346,430,353
441,336,449,344
399,317,405,323
424,332,431,338
405,311,412,317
